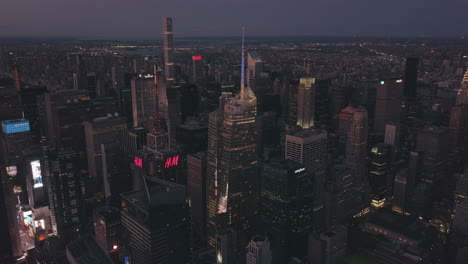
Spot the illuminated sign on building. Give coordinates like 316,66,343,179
2,119,30,134
396,79,403,83
371,198,386,208
6,166,17,177
192,56,202,61
23,211,33,226
294,168,306,174
134,156,143,168
30,160,43,188
164,155,179,168
299,77,316,87
13,185,22,194
380,81,385,85
34,219,45,229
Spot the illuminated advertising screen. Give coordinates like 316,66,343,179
34,219,45,230
22,211,32,218
6,166,17,177
23,211,33,226
24,216,33,227
1,119,30,134
13,185,22,194
134,156,143,168
30,160,43,188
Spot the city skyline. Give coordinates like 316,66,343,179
1,5,468,263
1,0,468,39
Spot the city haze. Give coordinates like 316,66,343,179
0,0,467,39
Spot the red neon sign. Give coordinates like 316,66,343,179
134,157,143,168
164,155,179,168
192,56,202,61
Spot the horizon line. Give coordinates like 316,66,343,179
0,34,466,41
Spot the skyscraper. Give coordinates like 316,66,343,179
374,79,403,133
327,164,358,225
84,115,127,197
329,84,346,132
403,58,420,123
37,90,117,175
345,107,369,202
384,123,400,147
131,74,159,130
453,173,468,236
449,105,468,168
296,77,316,129
216,228,239,264
416,126,449,181
261,159,314,233
404,58,419,98
338,103,356,137
368,143,392,200
162,17,181,140
308,226,347,264
261,159,314,262
42,146,83,243
94,206,127,262
163,17,175,86
247,52,264,82
206,106,224,248
456,70,468,105
0,119,31,258
187,151,208,248
207,29,259,249
192,55,204,84
120,178,191,264
246,236,272,264
287,79,299,128
285,129,327,231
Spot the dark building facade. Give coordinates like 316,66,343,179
121,178,191,264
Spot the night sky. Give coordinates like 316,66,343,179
0,0,467,39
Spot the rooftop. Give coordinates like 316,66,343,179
121,178,186,213
290,128,327,139
66,236,113,264
367,211,424,241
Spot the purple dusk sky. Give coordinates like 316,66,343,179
0,0,466,38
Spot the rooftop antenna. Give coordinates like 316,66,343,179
153,64,160,132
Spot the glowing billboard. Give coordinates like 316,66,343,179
192,56,202,61
164,155,179,168
34,219,45,229
1,119,30,134
30,160,43,188
6,166,17,177
23,211,33,226
134,156,143,168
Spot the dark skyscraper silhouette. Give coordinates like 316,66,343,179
404,58,419,98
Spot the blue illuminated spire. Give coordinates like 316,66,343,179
240,26,246,99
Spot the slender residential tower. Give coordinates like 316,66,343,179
163,17,175,86
207,28,259,250
162,17,181,140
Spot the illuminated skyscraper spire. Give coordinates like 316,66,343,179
456,69,468,105
240,26,246,99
